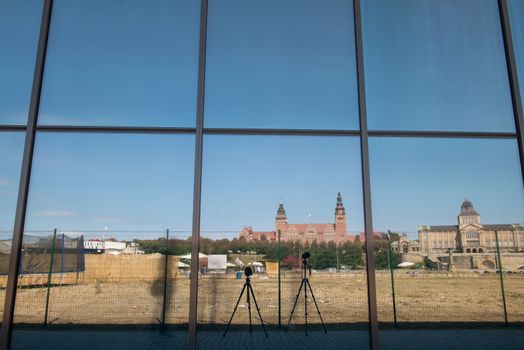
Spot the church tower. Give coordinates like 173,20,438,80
275,203,288,237
335,192,347,237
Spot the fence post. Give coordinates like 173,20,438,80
162,228,170,326
60,233,64,286
387,230,397,326
44,228,58,326
495,230,508,325
277,229,281,328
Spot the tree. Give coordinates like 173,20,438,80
340,241,364,269
373,239,401,270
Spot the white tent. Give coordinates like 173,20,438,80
251,261,263,267
178,253,208,260
178,261,189,268
226,262,236,267
397,261,415,268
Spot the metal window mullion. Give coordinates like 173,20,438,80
0,126,27,132
499,0,524,187
0,1,53,349
35,125,197,134
353,0,379,349
188,0,208,348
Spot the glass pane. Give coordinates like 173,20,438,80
362,0,514,132
204,0,359,130
198,135,368,348
12,133,194,348
509,0,524,111
0,0,42,125
369,137,524,346
38,0,200,127
0,132,25,325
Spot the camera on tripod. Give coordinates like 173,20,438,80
244,266,253,277
286,251,327,335
223,265,268,337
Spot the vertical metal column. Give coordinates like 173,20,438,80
353,0,380,349
0,1,53,349
499,0,524,185
188,0,209,348
387,231,397,326
162,229,170,326
495,231,509,325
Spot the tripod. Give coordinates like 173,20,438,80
223,271,268,337
285,255,327,336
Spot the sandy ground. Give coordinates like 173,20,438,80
3,271,524,326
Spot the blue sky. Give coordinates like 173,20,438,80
362,0,514,131
370,138,524,236
23,133,195,236
1,133,523,242
1,0,524,240
205,0,359,130
0,0,42,125
39,0,200,127
0,133,25,232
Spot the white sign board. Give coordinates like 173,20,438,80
208,254,227,270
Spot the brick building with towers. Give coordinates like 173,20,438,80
240,193,356,245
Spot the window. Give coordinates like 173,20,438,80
362,0,514,131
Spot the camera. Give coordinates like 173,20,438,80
244,266,253,277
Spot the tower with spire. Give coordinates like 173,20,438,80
335,192,347,237
275,203,288,236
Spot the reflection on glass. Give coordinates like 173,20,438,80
197,135,368,348
11,133,194,348
38,0,200,127
0,132,25,324
0,0,42,125
509,0,524,110
369,137,524,346
362,0,514,132
205,0,359,130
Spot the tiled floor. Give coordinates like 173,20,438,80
10,328,524,349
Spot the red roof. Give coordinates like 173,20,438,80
252,231,275,240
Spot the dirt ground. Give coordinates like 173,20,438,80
4,271,524,326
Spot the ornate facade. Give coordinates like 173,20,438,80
240,193,355,245
418,199,524,255
391,233,421,253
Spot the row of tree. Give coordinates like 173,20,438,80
134,233,402,270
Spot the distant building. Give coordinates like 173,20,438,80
240,193,358,245
239,228,275,241
419,199,524,255
391,233,421,254
83,240,143,254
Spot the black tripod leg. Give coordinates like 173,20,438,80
223,283,247,337
306,279,327,334
247,282,252,333
285,279,305,332
304,278,308,336
248,284,268,337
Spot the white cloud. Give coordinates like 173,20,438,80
34,210,77,217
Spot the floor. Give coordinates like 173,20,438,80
10,328,524,349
